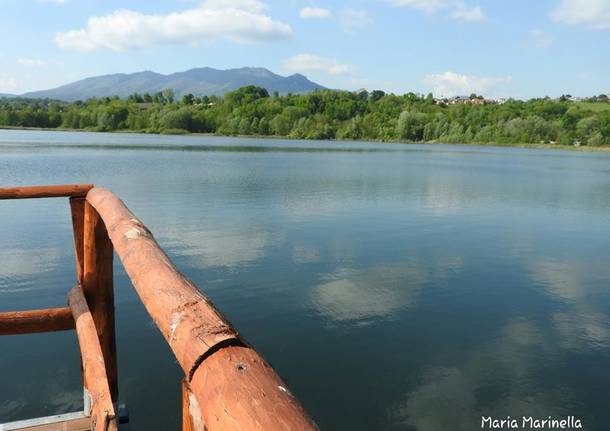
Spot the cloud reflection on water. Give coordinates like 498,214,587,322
291,244,321,264
159,225,284,269
311,256,463,323
0,248,62,292
529,259,610,350
396,318,566,431
395,256,610,430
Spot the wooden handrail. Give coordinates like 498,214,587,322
0,184,93,200
0,307,74,335
86,188,238,376
68,285,117,431
86,187,317,430
0,184,317,430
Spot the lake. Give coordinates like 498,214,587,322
1,130,610,430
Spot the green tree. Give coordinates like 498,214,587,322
181,94,195,105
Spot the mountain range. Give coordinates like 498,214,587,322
13,67,325,101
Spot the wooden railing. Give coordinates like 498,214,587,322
0,184,317,431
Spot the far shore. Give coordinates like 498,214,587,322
1,125,609,153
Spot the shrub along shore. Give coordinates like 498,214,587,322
1,86,608,148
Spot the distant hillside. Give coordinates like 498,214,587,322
21,67,325,101
0,93,14,98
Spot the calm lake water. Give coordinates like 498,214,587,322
1,130,610,430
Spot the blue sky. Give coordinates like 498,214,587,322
0,0,608,98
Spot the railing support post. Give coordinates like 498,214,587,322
69,197,86,283
83,199,118,403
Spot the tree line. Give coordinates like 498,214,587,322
0,86,608,147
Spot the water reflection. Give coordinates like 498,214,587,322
0,248,61,280
397,318,566,431
47,390,82,413
292,244,321,264
159,225,284,269
529,260,590,302
529,259,610,349
0,399,26,419
396,254,610,431
2,131,610,430
312,256,463,323
400,367,478,431
553,311,610,350
312,264,426,323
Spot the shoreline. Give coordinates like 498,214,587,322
1,125,609,153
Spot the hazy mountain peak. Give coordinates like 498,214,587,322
21,67,325,101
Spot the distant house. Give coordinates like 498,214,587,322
433,96,493,106
447,96,470,105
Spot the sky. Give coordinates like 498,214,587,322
0,0,608,98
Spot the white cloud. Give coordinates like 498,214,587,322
203,0,267,12
451,4,484,21
386,0,453,13
386,0,485,22
424,71,512,97
530,29,553,48
283,53,355,75
18,57,47,67
0,77,18,93
552,0,610,30
299,7,331,19
55,0,292,52
339,8,371,32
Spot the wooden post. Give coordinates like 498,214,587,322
70,197,86,284
83,199,118,403
68,285,118,431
